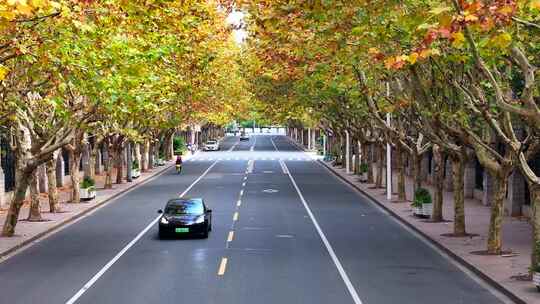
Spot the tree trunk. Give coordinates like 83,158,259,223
341,135,346,169
27,170,43,221
411,152,423,194
432,146,444,222
115,145,124,184
141,140,148,172
486,172,508,255
134,143,141,170
354,141,360,175
46,157,61,213
1,170,31,236
89,144,97,180
126,142,133,183
396,144,406,201
530,184,540,273
367,144,374,183
148,142,155,169
376,144,384,188
69,150,82,204
165,132,174,160
104,145,113,189
452,156,467,236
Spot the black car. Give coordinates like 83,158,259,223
158,198,212,238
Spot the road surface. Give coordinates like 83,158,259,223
0,135,509,304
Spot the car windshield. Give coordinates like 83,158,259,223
165,201,204,215
206,141,216,144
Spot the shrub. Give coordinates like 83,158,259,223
360,163,369,173
80,176,95,189
412,188,431,208
132,161,139,170
173,136,186,155
533,264,540,273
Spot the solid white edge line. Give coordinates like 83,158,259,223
284,134,512,304
314,161,514,304
65,160,219,304
283,161,364,304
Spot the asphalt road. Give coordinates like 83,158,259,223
0,135,509,304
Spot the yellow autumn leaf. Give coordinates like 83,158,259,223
0,65,9,81
451,32,465,48
464,13,479,22
407,52,419,64
368,47,379,54
490,32,512,49
16,3,33,15
429,5,451,15
0,9,16,20
30,0,47,9
430,48,441,56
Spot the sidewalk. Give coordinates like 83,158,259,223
0,156,191,259
321,160,538,304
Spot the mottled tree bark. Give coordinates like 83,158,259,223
396,144,406,201
452,156,466,236
367,144,374,184
46,156,61,213
487,174,509,254
69,150,82,204
375,144,384,188
141,140,148,172
27,171,43,221
432,146,444,222
115,145,124,184
530,185,540,273
412,153,423,194
104,145,113,189
2,170,31,236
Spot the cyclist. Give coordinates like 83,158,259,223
175,155,183,173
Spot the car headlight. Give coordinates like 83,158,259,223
194,216,205,224
160,216,169,224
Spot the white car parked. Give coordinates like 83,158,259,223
204,140,220,151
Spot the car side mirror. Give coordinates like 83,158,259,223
157,209,163,214
206,209,212,213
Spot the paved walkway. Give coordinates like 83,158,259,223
322,161,538,304
0,152,198,259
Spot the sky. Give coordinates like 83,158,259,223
226,10,247,44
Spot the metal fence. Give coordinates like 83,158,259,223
0,132,16,192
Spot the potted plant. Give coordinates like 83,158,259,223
80,176,96,201
155,153,165,166
131,161,141,179
533,264,540,292
359,163,369,182
412,188,431,218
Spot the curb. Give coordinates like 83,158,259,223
0,163,174,260
317,159,525,304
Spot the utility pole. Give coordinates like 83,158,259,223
386,82,392,200
346,130,350,174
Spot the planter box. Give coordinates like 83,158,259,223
422,203,433,218
132,169,141,179
412,207,423,217
534,272,540,291
80,187,96,201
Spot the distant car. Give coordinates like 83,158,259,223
204,140,220,151
240,133,249,141
158,198,212,238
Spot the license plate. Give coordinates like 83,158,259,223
175,228,189,233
